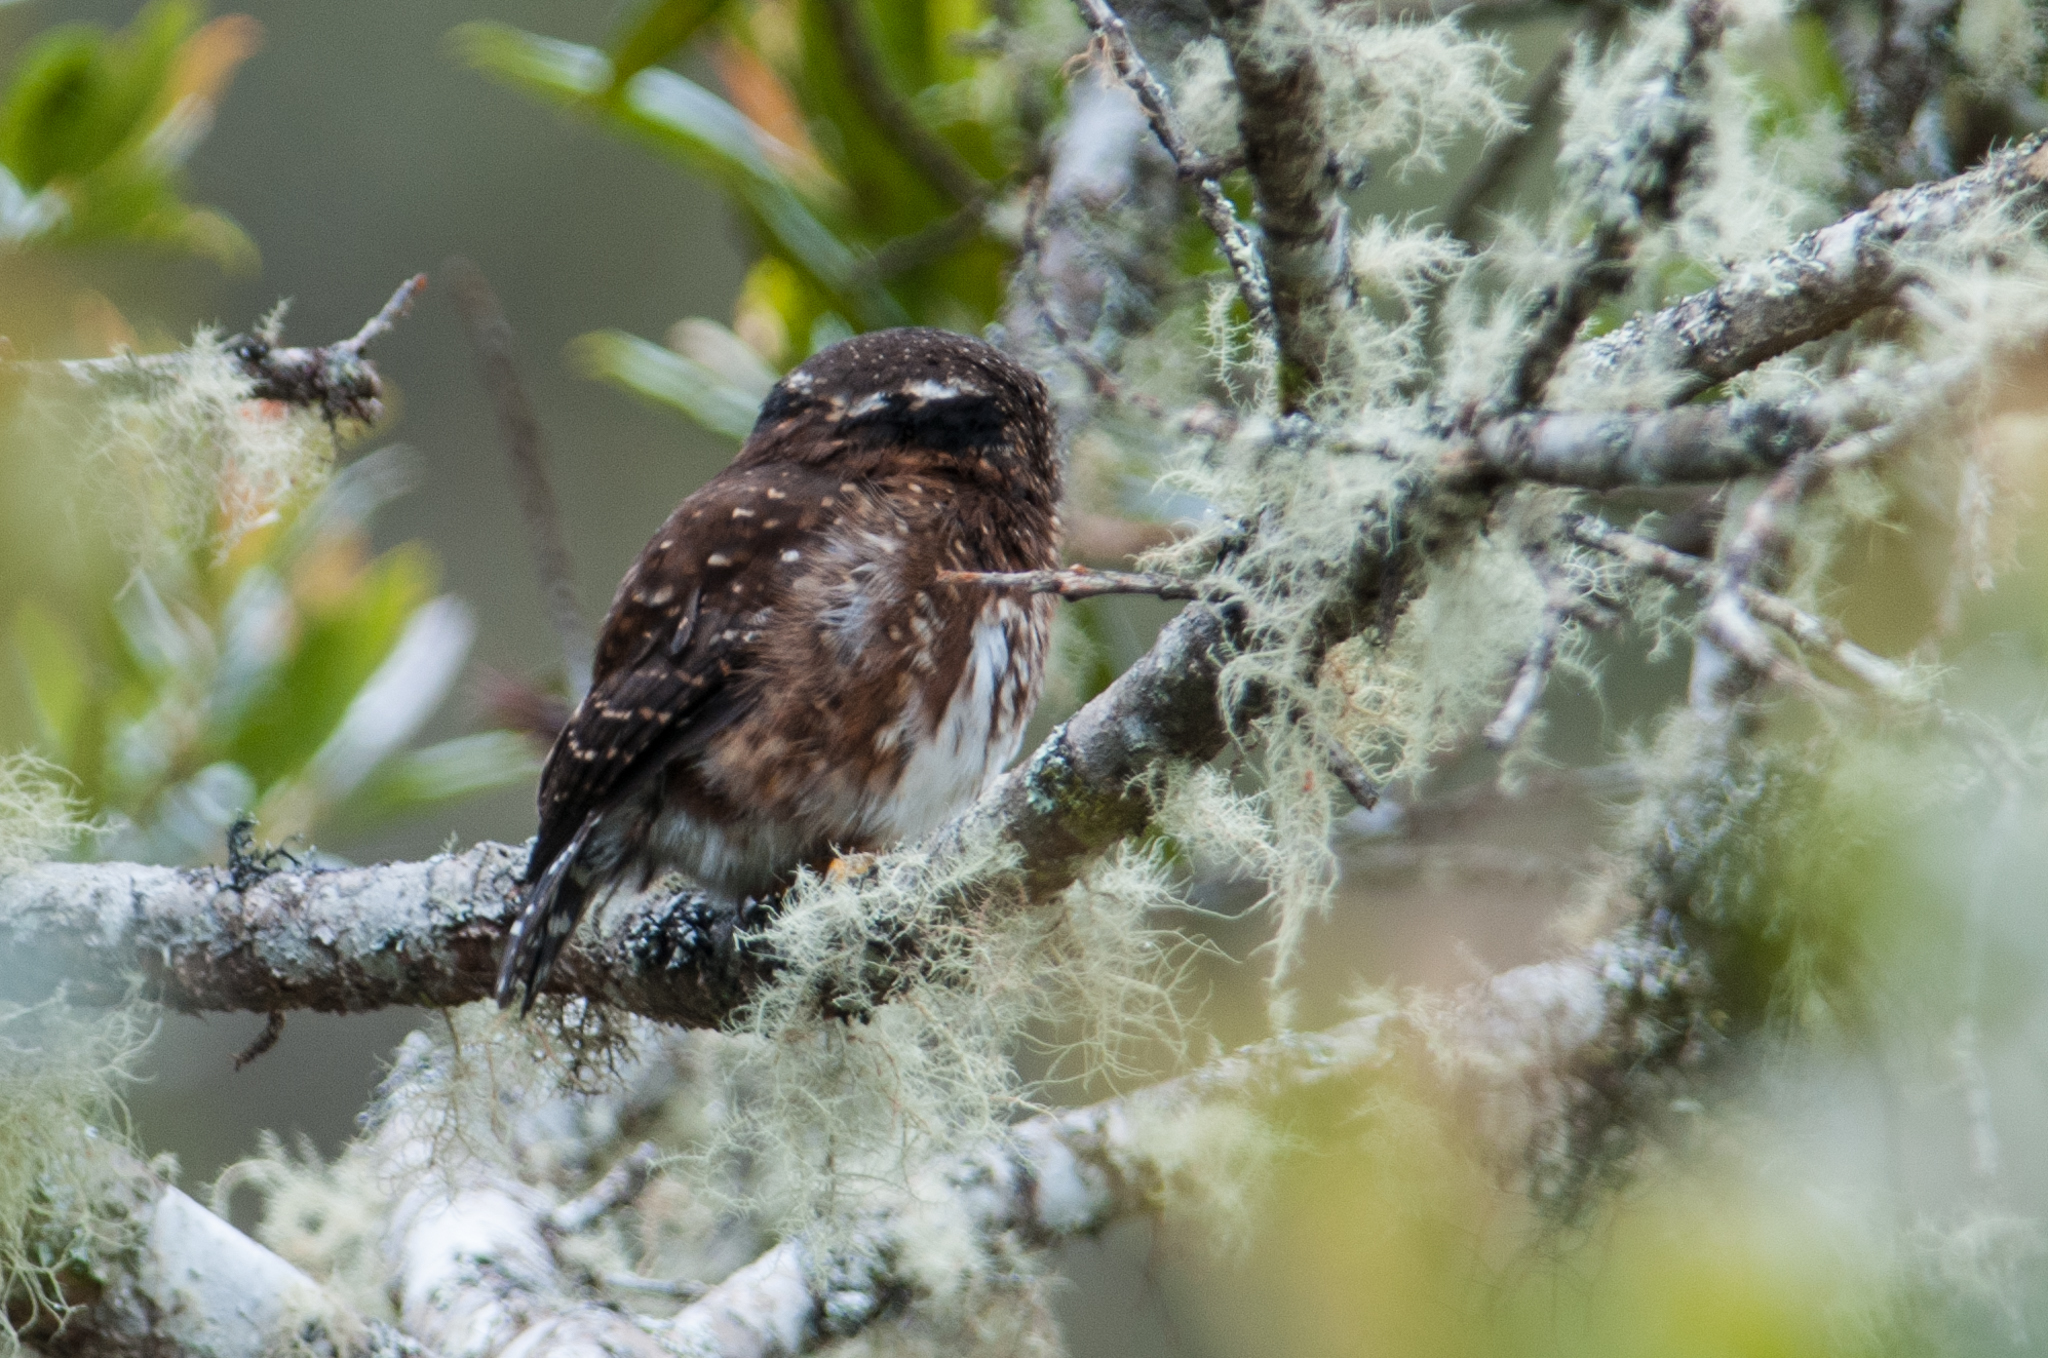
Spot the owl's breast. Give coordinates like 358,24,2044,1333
867,592,1050,842
687,495,1053,857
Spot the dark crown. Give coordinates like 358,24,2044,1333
737,328,1056,491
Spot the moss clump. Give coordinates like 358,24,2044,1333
0,998,151,1356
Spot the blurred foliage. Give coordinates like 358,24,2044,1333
7,445,533,864
453,0,1080,432
0,0,258,266
0,5,536,865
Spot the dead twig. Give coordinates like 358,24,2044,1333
1563,512,1909,694
447,258,596,702
936,565,1205,600
11,275,425,425
231,1011,286,1071
1071,0,1276,339
546,1141,662,1235
1445,36,1579,242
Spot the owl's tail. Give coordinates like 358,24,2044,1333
496,813,598,1015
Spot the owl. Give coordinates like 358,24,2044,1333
496,328,1061,1011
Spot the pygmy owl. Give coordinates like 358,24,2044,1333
496,328,1061,1011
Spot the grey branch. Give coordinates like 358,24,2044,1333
1500,0,1722,410
9,274,425,425
546,1140,661,1235
0,606,1246,1024
936,565,1205,599
1573,135,2048,403
1563,512,1909,694
0,841,736,1024
32,1151,412,1358
1459,398,1822,488
49,941,1670,1358
1206,0,1355,405
1071,0,1277,337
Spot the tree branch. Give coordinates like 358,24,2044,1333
936,565,1205,599
0,604,1247,1024
1563,511,1910,694
1498,0,1721,410
1573,135,2048,403
1457,398,1821,487
1071,0,1277,339
1206,0,1355,407
31,1152,412,1358
8,275,425,425
447,258,596,700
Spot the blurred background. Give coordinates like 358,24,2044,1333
7,1,2048,1353
0,0,763,1207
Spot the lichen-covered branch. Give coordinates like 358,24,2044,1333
0,604,1246,1025
1565,512,1909,693
7,275,424,425
1205,0,1354,406
1499,0,1722,410
1457,398,1821,487
29,1152,411,1358
43,935,1695,1358
1071,0,1276,337
0,842,745,1025
1573,136,2048,402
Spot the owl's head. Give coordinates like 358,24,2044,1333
734,328,1059,504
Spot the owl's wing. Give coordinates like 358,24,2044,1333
497,462,843,1010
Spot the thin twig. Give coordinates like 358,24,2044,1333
1497,0,1722,411
821,0,990,209
937,565,1203,600
339,273,429,354
546,1141,662,1235
446,258,595,702
1321,733,1381,809
231,1011,286,1071
1206,0,1358,405
1563,512,1909,694
1484,604,1567,751
1696,353,1973,684
1070,0,1276,338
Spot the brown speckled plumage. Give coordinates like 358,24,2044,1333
497,328,1061,1011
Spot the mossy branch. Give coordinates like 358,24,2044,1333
4,275,424,425
1205,0,1355,407
1574,136,2048,403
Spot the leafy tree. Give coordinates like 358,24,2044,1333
9,0,2048,1355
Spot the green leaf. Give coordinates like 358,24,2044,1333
607,0,729,91
342,730,542,820
571,329,762,441
0,0,196,190
11,599,91,761
450,22,907,328
225,543,439,787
